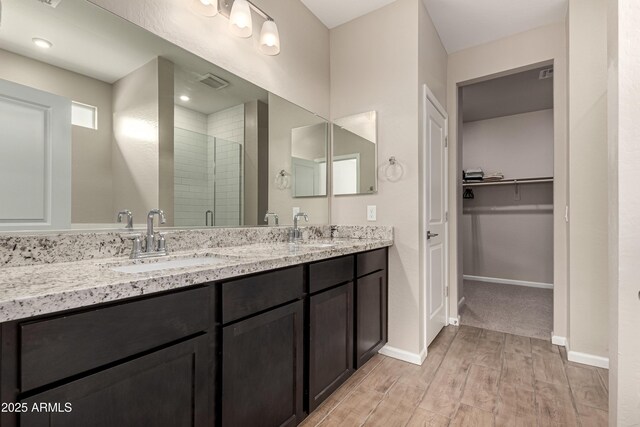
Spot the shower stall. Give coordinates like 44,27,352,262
173,127,244,227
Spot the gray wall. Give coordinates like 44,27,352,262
0,48,114,224
112,58,174,223
462,109,554,284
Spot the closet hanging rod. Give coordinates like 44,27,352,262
462,177,554,187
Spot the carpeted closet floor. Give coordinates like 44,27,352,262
460,280,553,340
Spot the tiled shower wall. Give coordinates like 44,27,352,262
174,105,244,227
208,105,244,227
174,106,210,227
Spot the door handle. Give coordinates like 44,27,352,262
427,231,439,240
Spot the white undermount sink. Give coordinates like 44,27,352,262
111,257,228,274
297,243,336,248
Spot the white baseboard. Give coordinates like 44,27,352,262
551,335,568,347
568,350,609,369
464,275,553,290
448,316,460,326
378,345,426,366
458,296,466,310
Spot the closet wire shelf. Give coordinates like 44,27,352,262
462,177,554,187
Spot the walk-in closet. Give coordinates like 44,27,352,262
459,66,554,339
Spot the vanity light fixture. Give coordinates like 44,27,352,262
190,0,280,56
190,0,218,17
259,19,280,56
32,37,52,49
179,95,191,102
228,0,252,37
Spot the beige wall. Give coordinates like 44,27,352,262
567,0,609,360
88,0,330,118
158,57,175,226
331,0,447,357
244,100,269,226
0,49,114,224
112,58,166,220
447,24,569,339
268,94,329,225
608,0,640,423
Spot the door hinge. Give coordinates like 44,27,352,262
445,211,449,222
445,136,448,148
446,286,449,297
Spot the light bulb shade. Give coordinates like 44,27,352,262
229,0,252,38
259,20,280,55
189,0,218,17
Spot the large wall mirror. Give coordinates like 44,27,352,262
332,111,378,196
0,0,329,231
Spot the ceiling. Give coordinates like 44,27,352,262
462,65,554,123
0,0,267,115
423,0,568,53
301,0,567,53
300,0,397,29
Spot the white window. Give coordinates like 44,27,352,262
71,101,97,129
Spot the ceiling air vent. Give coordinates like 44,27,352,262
197,73,230,90
539,68,554,80
37,0,63,7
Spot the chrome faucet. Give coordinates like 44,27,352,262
290,212,309,242
264,212,279,226
117,210,133,229
145,209,166,254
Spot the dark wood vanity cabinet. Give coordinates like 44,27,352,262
221,301,304,427
308,282,354,412
0,286,214,427
355,248,389,368
0,247,389,427
308,256,355,412
220,266,305,427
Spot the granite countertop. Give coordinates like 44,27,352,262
0,238,392,322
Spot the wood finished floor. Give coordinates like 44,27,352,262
300,325,609,427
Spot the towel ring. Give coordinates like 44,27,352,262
275,169,291,190
383,156,404,182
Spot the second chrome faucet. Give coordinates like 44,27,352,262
289,212,309,243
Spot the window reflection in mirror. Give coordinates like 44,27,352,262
332,111,377,195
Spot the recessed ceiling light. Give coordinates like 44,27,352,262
179,95,190,102
32,38,53,49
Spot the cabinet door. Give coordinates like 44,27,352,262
355,270,388,368
20,336,208,427
222,300,304,427
309,282,353,412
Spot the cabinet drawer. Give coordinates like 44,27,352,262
20,287,209,392
222,266,304,324
356,248,387,278
309,256,354,294
20,335,209,427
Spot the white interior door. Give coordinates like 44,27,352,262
424,89,448,347
0,79,72,230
